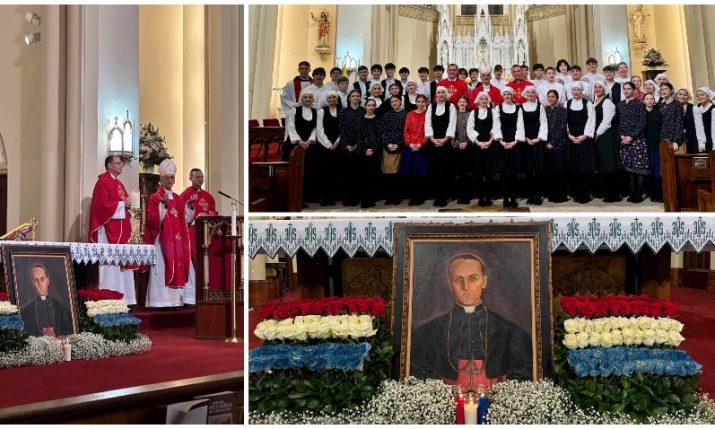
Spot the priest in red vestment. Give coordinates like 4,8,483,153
88,155,136,305
506,64,534,104
438,63,469,106
179,168,217,265
144,159,196,308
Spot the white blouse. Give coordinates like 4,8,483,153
492,103,525,142
425,103,457,138
566,98,596,138
521,101,549,141
316,107,340,149
594,98,616,137
287,106,317,143
538,81,566,106
694,103,715,149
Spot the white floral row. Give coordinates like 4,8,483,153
84,299,130,317
564,316,683,335
0,301,18,316
563,328,685,349
254,314,377,341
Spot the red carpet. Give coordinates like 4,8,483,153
0,327,243,408
250,288,714,395
671,287,715,396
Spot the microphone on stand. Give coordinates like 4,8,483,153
218,191,243,206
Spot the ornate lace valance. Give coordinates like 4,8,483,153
0,241,157,266
249,216,715,258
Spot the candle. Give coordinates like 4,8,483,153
464,394,477,425
477,392,489,424
63,340,72,361
231,205,237,237
130,190,141,209
455,393,465,424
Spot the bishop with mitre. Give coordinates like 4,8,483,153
144,159,196,308
88,155,136,305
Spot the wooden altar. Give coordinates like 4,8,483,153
193,215,243,340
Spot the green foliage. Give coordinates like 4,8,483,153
0,329,29,353
554,315,699,422
249,318,394,414
78,300,139,343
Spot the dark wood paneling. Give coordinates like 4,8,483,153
0,174,6,235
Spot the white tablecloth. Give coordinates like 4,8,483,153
0,241,157,266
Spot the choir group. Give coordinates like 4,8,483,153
279,58,715,208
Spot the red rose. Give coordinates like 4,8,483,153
357,299,371,313
618,301,632,316
630,301,645,316
258,305,275,320
273,306,290,320
297,301,312,315
309,301,324,315
370,299,385,317
0,291,8,301
662,301,678,317
561,297,578,317
608,300,621,316
647,302,662,317
326,303,340,316
579,301,596,318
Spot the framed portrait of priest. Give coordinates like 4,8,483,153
392,222,553,392
2,245,80,337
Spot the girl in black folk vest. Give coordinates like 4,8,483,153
644,93,664,202
316,91,343,206
566,81,597,204
286,90,319,203
403,81,419,113
618,82,649,203
358,98,383,208
544,90,569,203
677,88,699,154
377,83,401,117
521,86,548,205
339,90,367,206
381,96,407,205
592,81,621,203
467,92,497,206
695,87,715,152
658,83,684,152
426,86,457,207
492,86,525,208
453,96,475,204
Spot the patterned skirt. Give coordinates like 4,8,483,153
620,136,650,174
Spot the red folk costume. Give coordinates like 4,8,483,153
88,172,131,244
179,186,217,263
469,84,504,108
506,80,534,104
144,188,192,288
437,78,469,106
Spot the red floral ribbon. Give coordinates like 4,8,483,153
258,296,386,321
560,294,678,318
0,292,8,302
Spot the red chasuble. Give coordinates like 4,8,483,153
144,188,192,288
179,187,217,264
507,80,534,104
437,78,469,106
88,172,131,244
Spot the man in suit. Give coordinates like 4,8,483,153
21,263,73,337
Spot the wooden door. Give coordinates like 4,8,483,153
0,174,7,235
683,251,710,289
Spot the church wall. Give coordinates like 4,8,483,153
335,5,371,74
182,6,206,189
594,5,629,69
394,15,434,74
650,5,690,89
529,15,568,68
0,6,45,229
248,5,279,120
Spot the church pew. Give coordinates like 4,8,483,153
249,144,304,212
660,141,713,211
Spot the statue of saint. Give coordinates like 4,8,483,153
630,5,647,43
311,11,330,47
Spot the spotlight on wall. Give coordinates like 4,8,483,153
24,32,41,45
25,12,41,26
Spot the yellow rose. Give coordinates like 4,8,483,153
611,329,623,346
600,332,614,348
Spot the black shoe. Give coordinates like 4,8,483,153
408,199,420,206
319,199,335,206
478,198,487,207
344,199,359,207
503,198,509,208
457,198,470,205
384,199,393,206
393,199,403,205
510,198,519,208
360,201,375,208
533,197,543,205
483,198,493,207
433,198,447,207
650,196,664,203
603,196,622,203
627,196,644,203
579,197,593,204
526,197,536,205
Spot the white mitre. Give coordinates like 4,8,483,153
158,159,177,176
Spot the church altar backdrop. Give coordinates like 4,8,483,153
0,241,156,266
249,216,715,258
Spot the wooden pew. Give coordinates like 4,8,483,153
660,141,713,211
249,142,304,212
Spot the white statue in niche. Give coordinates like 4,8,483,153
630,5,648,44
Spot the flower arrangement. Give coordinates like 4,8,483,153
642,48,668,68
70,332,152,360
78,289,142,342
250,296,393,415
250,377,456,424
0,301,19,316
139,122,171,169
254,314,377,341
555,294,701,421
258,296,385,320
0,298,29,354
562,316,685,349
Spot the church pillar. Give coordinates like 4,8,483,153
39,5,67,241
182,6,206,182
248,5,279,119
207,5,242,215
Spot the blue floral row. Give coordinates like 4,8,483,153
93,313,141,328
567,347,702,378
249,342,371,373
0,315,24,331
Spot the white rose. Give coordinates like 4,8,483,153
0,301,19,315
600,332,613,348
588,332,601,347
642,329,655,347
674,320,684,333
303,315,322,324
275,323,296,340
576,317,587,332
563,333,579,349
590,320,603,333
622,328,635,345
277,318,294,327
563,319,579,334
611,329,623,346
577,332,589,348
308,323,331,339
601,318,612,333
668,331,685,347
655,328,668,344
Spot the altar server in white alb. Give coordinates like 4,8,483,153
143,159,196,308
88,155,136,305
